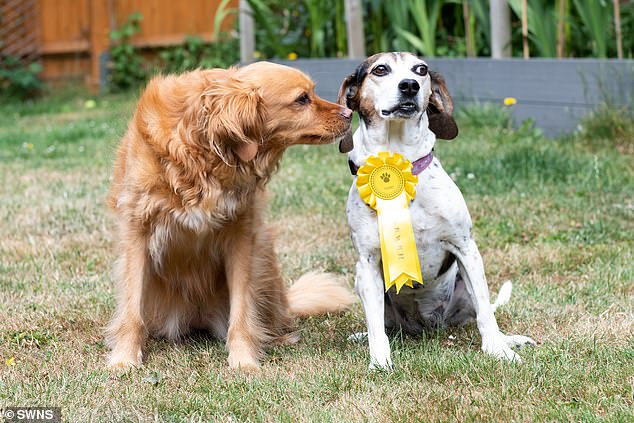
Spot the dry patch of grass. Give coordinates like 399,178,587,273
275,213,357,279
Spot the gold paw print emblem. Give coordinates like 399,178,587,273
380,172,391,183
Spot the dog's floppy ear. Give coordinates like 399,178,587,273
428,71,458,140
337,73,360,111
337,73,361,154
201,81,265,162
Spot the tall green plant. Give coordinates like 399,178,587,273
305,0,346,57
383,1,414,52
335,0,347,55
393,0,443,57
305,0,328,57
468,0,490,55
508,0,558,57
212,0,234,40
572,0,611,58
365,0,389,53
247,0,345,58
246,0,289,58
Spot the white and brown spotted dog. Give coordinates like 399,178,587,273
338,52,535,369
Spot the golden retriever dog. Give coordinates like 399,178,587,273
106,62,355,371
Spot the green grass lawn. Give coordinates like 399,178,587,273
0,90,632,421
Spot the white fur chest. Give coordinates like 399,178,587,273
147,189,250,269
346,156,472,283
172,191,245,233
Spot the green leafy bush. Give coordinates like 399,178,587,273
108,2,239,90
0,54,43,100
157,35,239,74
455,101,513,129
576,104,634,152
245,0,632,59
247,0,347,59
158,0,239,73
108,12,146,91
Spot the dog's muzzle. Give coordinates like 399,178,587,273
381,79,421,117
381,101,419,116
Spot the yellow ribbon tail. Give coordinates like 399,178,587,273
376,195,423,294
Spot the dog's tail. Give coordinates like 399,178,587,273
491,280,513,313
287,272,356,318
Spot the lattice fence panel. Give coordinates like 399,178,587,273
0,0,40,64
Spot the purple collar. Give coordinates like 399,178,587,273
410,151,434,175
348,151,434,176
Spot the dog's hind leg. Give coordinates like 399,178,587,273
106,240,149,369
443,274,476,327
441,239,535,362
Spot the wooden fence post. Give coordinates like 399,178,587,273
345,0,365,58
463,0,475,57
614,0,623,59
490,0,511,58
89,0,110,92
240,0,255,63
556,0,566,58
521,0,529,59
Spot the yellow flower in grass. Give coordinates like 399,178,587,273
504,97,517,106
287,52,298,61
6,356,15,366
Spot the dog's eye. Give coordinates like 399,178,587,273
413,64,428,76
295,93,311,105
371,65,389,77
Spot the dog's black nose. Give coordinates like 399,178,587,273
398,79,420,97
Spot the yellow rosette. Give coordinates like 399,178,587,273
356,152,423,293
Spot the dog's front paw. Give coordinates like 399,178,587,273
228,351,260,373
228,359,260,373
107,348,143,370
482,336,521,363
369,356,393,371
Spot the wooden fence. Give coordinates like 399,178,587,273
0,0,237,90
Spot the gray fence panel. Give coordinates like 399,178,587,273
275,57,634,137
